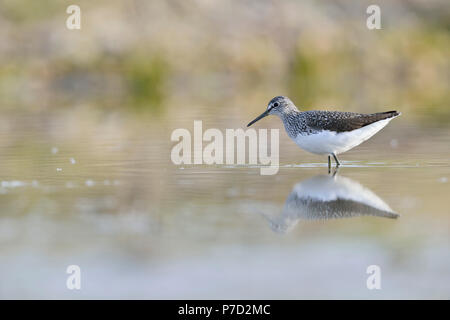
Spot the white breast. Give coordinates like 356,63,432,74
293,118,393,155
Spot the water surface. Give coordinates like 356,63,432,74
0,110,449,299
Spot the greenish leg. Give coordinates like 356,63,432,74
328,155,331,173
332,166,339,177
332,153,341,167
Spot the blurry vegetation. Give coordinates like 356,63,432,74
49,51,170,112
122,53,169,111
1,0,63,24
0,0,448,123
288,50,318,108
287,47,362,109
286,27,449,123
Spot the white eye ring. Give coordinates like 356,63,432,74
273,102,279,107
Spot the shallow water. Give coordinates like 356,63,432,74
0,110,449,299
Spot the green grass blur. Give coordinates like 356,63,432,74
0,0,448,123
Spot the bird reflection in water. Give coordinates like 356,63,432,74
265,171,399,233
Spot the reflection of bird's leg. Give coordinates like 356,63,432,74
332,153,341,167
332,166,339,177
328,155,331,173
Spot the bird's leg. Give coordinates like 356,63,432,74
328,155,331,173
332,166,339,177
332,153,341,167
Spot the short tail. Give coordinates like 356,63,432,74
355,110,400,129
377,110,401,119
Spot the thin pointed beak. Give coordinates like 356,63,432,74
247,110,269,127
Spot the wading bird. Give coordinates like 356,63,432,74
248,96,400,169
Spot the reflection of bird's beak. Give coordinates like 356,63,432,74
247,110,269,127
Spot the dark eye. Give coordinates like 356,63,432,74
273,102,279,107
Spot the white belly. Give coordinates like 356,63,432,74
293,118,393,155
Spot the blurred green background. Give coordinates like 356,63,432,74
0,0,448,122
0,0,449,299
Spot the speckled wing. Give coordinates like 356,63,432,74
305,110,400,133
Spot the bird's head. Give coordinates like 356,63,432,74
247,96,296,127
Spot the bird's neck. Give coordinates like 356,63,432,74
283,106,300,115
279,108,304,139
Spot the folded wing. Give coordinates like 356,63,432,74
306,110,400,133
